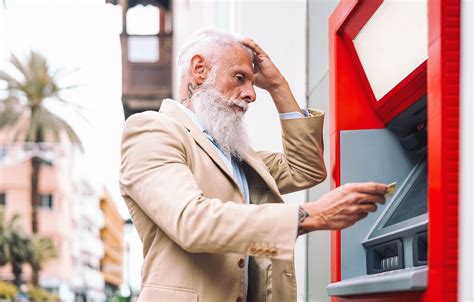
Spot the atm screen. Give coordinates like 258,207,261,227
384,164,427,227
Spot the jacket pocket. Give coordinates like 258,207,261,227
139,284,198,302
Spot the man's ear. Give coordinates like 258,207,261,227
190,54,209,85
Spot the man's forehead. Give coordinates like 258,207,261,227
220,44,254,70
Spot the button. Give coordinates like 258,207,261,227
238,258,245,268
270,249,278,257
250,247,257,254
236,297,243,302
263,248,271,257
256,247,264,255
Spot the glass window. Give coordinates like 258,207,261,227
38,194,54,209
0,193,6,206
127,36,159,62
126,4,160,35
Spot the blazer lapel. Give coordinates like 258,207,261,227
159,99,236,182
243,152,284,203
159,99,282,203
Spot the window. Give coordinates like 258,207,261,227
0,193,6,206
38,194,54,209
126,5,160,35
41,159,54,166
0,147,7,160
127,36,159,62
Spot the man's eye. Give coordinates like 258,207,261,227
235,74,245,83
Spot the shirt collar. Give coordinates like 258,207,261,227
173,100,204,131
172,99,219,145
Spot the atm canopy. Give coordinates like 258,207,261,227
333,0,428,124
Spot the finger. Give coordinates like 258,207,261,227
357,203,378,213
351,192,386,205
241,38,268,57
347,182,389,195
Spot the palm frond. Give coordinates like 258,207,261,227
1,51,84,149
0,98,24,129
9,54,29,81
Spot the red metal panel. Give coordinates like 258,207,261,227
343,0,383,39
376,63,427,122
427,0,460,301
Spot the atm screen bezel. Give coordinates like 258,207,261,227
363,156,428,246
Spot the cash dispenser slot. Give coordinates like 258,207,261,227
413,232,428,267
367,240,404,274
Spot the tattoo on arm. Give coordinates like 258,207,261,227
187,83,197,99
298,206,310,236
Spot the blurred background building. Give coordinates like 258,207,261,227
100,191,124,298
112,0,173,118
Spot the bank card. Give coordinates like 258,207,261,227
386,181,397,197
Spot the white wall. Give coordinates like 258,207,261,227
306,1,338,301
459,0,474,301
172,1,219,97
172,0,308,300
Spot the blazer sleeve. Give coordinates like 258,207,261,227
258,109,327,195
119,112,299,261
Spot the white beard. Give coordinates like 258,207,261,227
192,88,251,160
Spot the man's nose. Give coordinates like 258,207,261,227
241,85,256,103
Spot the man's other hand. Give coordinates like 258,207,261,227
241,38,286,92
241,38,302,114
299,182,389,235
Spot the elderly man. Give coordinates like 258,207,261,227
120,28,388,302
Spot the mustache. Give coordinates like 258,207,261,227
226,98,249,112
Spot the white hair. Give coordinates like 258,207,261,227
177,28,253,84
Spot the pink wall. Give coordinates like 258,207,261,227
0,159,74,283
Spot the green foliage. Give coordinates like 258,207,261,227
0,281,17,299
29,234,58,271
0,207,32,265
0,207,58,286
0,207,33,286
28,285,60,302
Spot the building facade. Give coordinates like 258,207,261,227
100,190,124,299
0,143,108,301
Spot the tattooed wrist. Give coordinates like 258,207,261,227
298,206,310,236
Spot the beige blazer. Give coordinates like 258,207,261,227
119,99,326,302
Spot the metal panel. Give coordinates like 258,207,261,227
340,129,419,280
327,266,427,296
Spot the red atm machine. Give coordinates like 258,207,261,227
328,0,460,301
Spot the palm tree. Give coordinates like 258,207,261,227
0,51,83,285
28,234,58,286
0,207,34,287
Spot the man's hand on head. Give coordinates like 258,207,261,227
241,38,302,114
298,182,389,235
241,38,286,92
